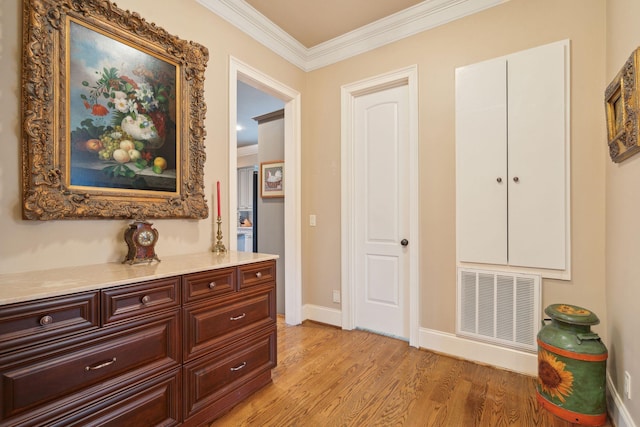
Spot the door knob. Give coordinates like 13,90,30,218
513,176,520,183
496,177,502,183
401,239,409,247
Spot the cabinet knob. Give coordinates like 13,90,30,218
39,315,53,326
513,176,520,183
209,281,216,289
141,295,151,305
255,272,262,279
496,177,502,183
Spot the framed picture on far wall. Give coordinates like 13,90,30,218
260,161,284,198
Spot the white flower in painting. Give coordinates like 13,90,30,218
127,99,138,115
135,83,158,111
111,90,127,100
110,90,131,113
114,97,129,113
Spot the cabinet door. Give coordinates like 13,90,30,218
456,58,508,265
508,41,567,270
237,167,254,209
456,41,568,272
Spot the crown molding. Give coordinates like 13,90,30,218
237,144,258,157
197,0,509,72
197,0,308,69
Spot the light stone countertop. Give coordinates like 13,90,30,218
0,251,278,306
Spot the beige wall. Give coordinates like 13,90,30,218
303,0,608,338
0,0,304,273
5,1,634,419
606,0,640,423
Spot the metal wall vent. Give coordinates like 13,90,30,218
457,268,541,352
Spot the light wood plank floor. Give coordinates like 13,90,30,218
212,317,612,427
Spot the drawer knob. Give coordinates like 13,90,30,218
230,361,247,371
255,272,262,279
39,315,53,326
209,281,216,289
230,313,246,321
141,295,151,305
85,357,117,371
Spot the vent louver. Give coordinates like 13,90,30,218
457,268,541,352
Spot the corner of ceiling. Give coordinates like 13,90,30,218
197,0,509,72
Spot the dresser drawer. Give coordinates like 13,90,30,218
102,277,180,325
183,326,276,420
53,368,182,427
0,310,180,425
238,260,276,290
183,288,276,361
0,292,99,353
182,267,236,304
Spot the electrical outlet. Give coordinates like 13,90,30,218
332,290,341,303
624,371,632,400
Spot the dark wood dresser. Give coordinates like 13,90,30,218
0,253,277,426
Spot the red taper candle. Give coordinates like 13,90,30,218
216,181,221,217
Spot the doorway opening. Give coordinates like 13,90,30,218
228,57,302,325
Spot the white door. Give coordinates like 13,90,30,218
353,84,410,339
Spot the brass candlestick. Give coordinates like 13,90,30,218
213,216,227,254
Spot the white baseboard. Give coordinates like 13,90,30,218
607,373,637,427
419,326,538,375
302,304,342,327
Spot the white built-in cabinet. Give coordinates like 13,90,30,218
455,40,570,276
237,166,254,210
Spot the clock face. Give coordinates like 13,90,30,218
137,229,155,247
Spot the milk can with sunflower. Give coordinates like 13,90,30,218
537,304,607,426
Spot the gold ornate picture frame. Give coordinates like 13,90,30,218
21,0,209,220
605,47,640,163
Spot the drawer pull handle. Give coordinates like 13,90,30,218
39,315,53,326
85,357,117,371
230,313,246,321
255,272,262,278
209,281,216,289
141,295,151,305
230,362,247,371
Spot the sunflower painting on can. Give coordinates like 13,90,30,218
538,349,574,403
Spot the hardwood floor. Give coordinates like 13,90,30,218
211,317,612,426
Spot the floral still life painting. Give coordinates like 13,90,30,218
21,0,209,220
69,22,177,192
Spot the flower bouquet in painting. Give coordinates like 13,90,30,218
69,22,177,192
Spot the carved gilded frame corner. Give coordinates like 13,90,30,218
605,48,640,163
21,0,209,220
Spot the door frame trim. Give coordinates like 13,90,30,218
340,65,420,346
229,56,302,325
